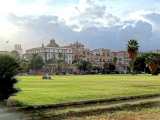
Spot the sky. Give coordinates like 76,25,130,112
0,0,160,51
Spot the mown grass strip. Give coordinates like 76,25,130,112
14,93,160,111
12,75,160,106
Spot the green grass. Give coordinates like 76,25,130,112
11,74,160,106
65,106,160,120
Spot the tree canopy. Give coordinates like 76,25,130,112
0,54,21,100
28,53,44,73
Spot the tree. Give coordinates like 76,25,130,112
74,61,82,74
10,50,20,57
112,57,117,70
108,62,115,72
134,54,146,72
28,53,44,74
103,62,109,70
126,39,139,73
21,60,29,73
0,54,21,100
86,63,92,74
145,52,160,75
55,59,64,74
80,60,91,71
46,58,55,64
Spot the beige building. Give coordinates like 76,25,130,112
110,51,130,72
23,39,73,64
65,41,111,68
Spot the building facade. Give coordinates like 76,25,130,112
110,51,130,72
14,44,22,57
23,39,73,64
65,41,111,67
23,39,132,72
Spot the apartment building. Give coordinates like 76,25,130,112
65,41,110,68
110,51,130,72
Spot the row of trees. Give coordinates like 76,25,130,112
74,60,116,74
21,53,66,75
126,39,160,75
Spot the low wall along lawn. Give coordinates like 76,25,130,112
11,75,160,106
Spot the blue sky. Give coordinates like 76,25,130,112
0,0,160,51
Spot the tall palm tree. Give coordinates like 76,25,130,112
74,61,82,74
55,59,64,74
126,39,139,73
145,52,160,75
113,57,117,70
103,62,109,70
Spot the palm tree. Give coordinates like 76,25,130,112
74,61,82,74
145,52,160,75
126,39,139,73
55,59,64,74
103,62,109,70
113,57,117,70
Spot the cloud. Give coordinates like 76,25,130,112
141,13,160,33
1,1,160,52
60,0,122,31
37,0,51,4
118,20,152,41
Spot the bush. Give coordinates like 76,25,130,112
116,71,119,74
62,71,66,75
0,54,21,100
69,71,72,74
74,71,77,75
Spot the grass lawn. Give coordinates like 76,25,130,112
11,74,160,106
65,106,160,120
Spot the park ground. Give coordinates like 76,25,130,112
1,74,160,119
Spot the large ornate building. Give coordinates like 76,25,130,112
22,39,73,64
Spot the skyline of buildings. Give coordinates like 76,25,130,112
1,38,160,72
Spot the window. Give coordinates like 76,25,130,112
118,58,122,61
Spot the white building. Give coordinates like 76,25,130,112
14,44,22,57
23,39,73,64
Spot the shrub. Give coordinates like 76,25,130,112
0,54,21,100
62,71,66,75
74,71,77,75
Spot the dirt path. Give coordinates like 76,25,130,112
0,102,29,120
0,96,160,120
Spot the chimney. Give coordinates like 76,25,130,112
42,44,44,47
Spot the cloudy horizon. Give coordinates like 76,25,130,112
0,0,160,52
